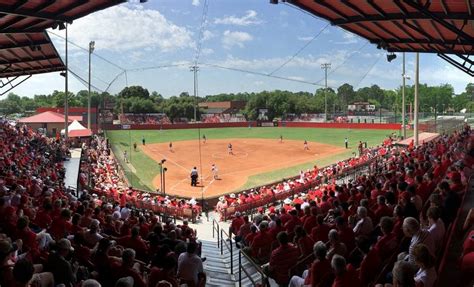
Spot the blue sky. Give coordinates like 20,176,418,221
12,0,473,97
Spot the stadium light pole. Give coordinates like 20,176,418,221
321,63,331,122
64,23,69,139
88,41,95,130
414,52,419,146
402,52,406,140
190,65,199,122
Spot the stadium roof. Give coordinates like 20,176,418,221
0,31,64,78
284,0,474,76
0,0,126,33
0,0,126,93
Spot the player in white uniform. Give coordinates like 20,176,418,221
211,164,219,180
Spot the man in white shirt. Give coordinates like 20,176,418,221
425,206,446,251
401,217,435,263
177,242,205,286
353,206,373,237
120,203,131,220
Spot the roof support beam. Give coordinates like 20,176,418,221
315,1,348,20
0,65,64,78
467,0,473,16
440,0,449,15
438,54,474,76
392,20,416,41
393,0,408,16
403,0,474,43
0,55,59,66
340,1,366,17
331,12,472,25
0,3,71,23
366,0,386,17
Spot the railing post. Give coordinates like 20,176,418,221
220,229,224,255
239,251,242,287
230,234,233,274
217,224,220,248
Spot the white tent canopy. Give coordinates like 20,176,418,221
61,120,87,135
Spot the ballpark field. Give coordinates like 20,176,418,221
106,127,403,198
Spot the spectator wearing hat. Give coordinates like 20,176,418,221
46,238,76,286
264,231,300,286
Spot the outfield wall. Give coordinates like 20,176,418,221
103,121,401,130
279,121,401,130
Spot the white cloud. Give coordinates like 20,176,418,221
201,48,214,55
214,10,263,26
222,31,253,49
202,30,214,41
335,31,358,44
66,5,194,52
192,0,200,6
297,36,313,41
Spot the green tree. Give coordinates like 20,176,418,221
118,86,150,99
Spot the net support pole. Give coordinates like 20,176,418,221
414,52,419,146
402,52,406,139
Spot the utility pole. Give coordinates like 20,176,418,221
88,41,95,130
321,63,331,122
190,65,199,122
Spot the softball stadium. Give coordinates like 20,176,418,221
1,1,474,287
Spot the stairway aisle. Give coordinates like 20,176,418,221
201,239,236,287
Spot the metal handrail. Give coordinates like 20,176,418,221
220,228,234,274
212,219,220,248
238,249,269,287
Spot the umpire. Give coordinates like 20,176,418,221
190,167,198,186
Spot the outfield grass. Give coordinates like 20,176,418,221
106,127,404,191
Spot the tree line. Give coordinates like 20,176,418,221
1,82,472,121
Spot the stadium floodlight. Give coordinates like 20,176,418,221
140,0,148,2
387,53,397,62
403,74,411,80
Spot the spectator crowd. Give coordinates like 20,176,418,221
0,120,207,287
226,125,473,286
